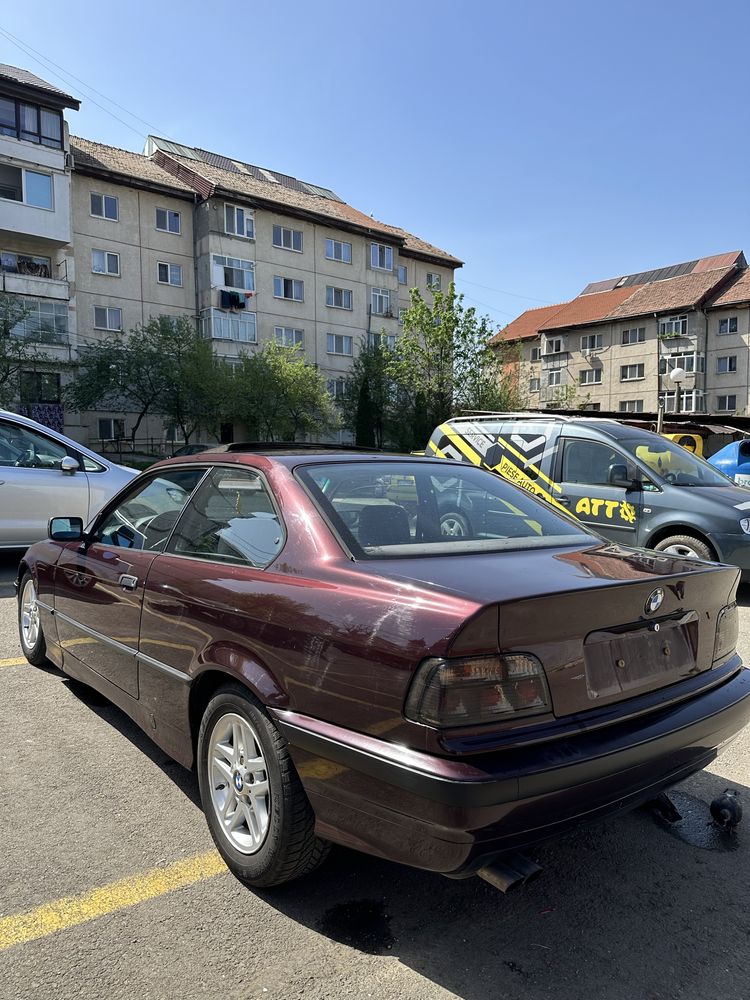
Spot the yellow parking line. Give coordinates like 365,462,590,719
0,850,227,951
0,657,25,667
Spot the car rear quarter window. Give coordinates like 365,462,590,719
298,461,591,557
167,467,285,568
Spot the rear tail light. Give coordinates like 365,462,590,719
714,603,739,663
404,653,551,728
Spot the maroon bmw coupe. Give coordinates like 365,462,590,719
16,447,750,889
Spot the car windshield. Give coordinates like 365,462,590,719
298,460,593,557
621,436,733,488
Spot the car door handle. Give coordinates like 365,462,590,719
557,495,571,505
118,574,139,591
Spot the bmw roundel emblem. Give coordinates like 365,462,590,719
645,588,665,615
234,772,244,792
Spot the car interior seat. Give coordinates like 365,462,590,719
357,504,411,547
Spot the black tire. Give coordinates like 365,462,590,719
17,572,48,667
197,684,329,887
440,510,470,538
652,534,714,562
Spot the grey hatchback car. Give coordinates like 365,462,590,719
0,410,137,548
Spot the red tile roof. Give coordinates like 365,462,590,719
541,286,642,330
71,137,196,195
693,251,744,273
490,303,565,344
707,267,750,308
606,267,734,320
161,152,462,265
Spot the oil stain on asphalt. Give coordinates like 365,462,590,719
318,899,394,954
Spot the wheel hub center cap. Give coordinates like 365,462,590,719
233,771,244,793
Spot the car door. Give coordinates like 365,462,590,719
555,436,642,545
0,415,89,547
53,466,208,698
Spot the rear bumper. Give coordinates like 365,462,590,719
273,666,750,875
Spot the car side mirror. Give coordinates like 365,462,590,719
48,516,84,541
60,456,80,475
609,464,642,490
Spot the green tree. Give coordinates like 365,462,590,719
0,292,54,408
231,342,338,441
65,315,232,445
340,339,392,448
385,283,525,450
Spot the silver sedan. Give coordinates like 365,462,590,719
0,410,137,548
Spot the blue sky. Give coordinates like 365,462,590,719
2,1,748,329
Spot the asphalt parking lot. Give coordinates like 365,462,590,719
1,553,749,1000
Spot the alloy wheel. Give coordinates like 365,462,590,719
207,712,271,854
20,578,40,652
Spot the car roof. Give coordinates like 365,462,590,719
444,414,659,442
152,448,463,471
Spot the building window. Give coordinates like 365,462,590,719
398,308,407,324
91,249,120,276
327,377,348,399
0,97,62,148
371,288,391,316
368,332,396,349
371,243,393,271
274,326,304,348
620,363,644,381
98,417,125,441
10,298,68,343
580,334,602,351
157,262,183,286
529,377,540,392
0,251,51,278
0,165,53,209
94,306,123,331
718,317,739,335
659,352,704,374
202,308,257,343
397,265,407,284
717,394,737,412
224,204,255,239
664,390,705,413
658,315,688,337
325,238,352,263
274,275,304,301
273,224,303,252
547,370,561,386
579,368,602,385
530,347,541,362
717,355,737,374
90,193,118,221
156,208,181,234
622,326,646,345
327,333,353,356
426,273,442,291
20,371,60,404
544,337,563,355
213,255,255,291
326,285,352,309
583,402,601,411
619,400,644,413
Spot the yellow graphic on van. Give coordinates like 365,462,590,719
496,436,561,493
498,456,570,514
574,497,637,523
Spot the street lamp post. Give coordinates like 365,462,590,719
669,366,685,414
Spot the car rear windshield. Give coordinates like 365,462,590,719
297,461,593,557
622,437,732,487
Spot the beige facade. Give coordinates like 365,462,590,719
1,65,460,450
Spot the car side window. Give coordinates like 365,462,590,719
561,439,634,487
167,467,285,568
0,418,69,469
93,468,207,552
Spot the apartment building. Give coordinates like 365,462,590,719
0,64,462,448
495,251,750,416
0,65,79,432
